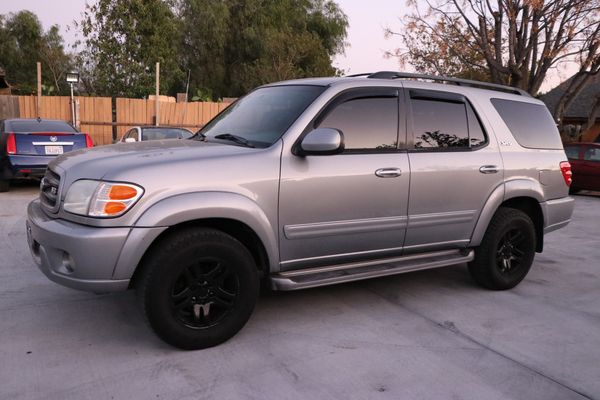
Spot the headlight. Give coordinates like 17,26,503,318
63,180,144,217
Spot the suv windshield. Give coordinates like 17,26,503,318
197,85,325,148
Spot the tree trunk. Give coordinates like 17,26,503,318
584,94,600,133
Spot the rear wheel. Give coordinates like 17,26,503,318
468,207,536,290
0,180,9,192
136,227,259,350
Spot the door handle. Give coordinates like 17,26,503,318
375,168,402,178
479,165,499,174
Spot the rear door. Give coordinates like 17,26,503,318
404,88,503,252
580,145,600,190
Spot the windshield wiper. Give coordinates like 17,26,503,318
213,133,255,148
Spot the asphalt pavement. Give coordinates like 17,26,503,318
1,181,599,400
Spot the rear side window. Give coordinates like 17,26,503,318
411,98,486,149
317,96,399,151
6,120,77,133
564,146,580,160
491,99,562,149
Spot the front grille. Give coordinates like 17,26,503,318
40,169,61,211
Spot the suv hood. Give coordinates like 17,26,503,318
49,139,253,180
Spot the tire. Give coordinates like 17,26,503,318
569,187,581,195
136,227,259,350
468,207,536,290
0,180,9,192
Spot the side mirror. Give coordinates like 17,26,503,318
296,128,344,156
124,137,137,143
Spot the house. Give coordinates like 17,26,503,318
541,73,600,143
0,68,11,95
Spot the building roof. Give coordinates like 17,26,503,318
541,73,600,120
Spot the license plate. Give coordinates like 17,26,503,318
45,146,63,155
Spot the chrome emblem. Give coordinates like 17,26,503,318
50,187,58,195
50,136,58,142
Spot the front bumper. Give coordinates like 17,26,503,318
541,196,575,234
26,199,132,293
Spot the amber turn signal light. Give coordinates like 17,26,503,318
109,185,139,200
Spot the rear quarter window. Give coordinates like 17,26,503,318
491,98,562,149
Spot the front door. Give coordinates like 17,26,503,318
278,87,410,270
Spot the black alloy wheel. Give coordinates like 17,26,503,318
496,228,528,275
171,259,239,329
137,227,259,350
468,207,536,290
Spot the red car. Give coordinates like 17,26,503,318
564,142,600,193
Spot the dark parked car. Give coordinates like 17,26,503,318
564,142,600,192
119,126,193,143
0,118,93,192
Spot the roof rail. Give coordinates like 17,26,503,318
349,71,530,97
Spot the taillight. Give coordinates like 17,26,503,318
560,161,572,187
6,133,16,154
84,134,94,148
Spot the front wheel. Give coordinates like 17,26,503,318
0,180,9,192
136,227,259,350
468,207,536,290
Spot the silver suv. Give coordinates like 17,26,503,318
26,72,575,349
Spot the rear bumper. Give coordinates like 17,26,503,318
3,155,55,179
541,196,575,234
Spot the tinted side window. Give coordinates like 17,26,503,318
411,99,485,149
491,98,562,149
317,97,398,151
584,147,600,161
564,146,580,160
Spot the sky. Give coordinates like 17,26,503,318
0,0,574,91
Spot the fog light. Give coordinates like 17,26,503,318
61,251,75,274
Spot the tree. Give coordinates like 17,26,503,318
390,0,600,110
77,0,184,97
40,25,73,94
386,18,489,81
179,0,348,98
0,11,72,95
177,0,230,100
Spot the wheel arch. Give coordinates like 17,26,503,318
470,179,545,252
112,192,279,285
128,218,271,290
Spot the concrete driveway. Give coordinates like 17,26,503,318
1,182,599,400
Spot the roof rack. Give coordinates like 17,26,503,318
347,71,530,97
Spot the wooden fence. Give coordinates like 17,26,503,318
115,98,229,138
0,95,230,146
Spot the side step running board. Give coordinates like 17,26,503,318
270,249,474,291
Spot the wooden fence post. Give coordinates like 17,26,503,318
36,62,42,118
155,62,160,126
